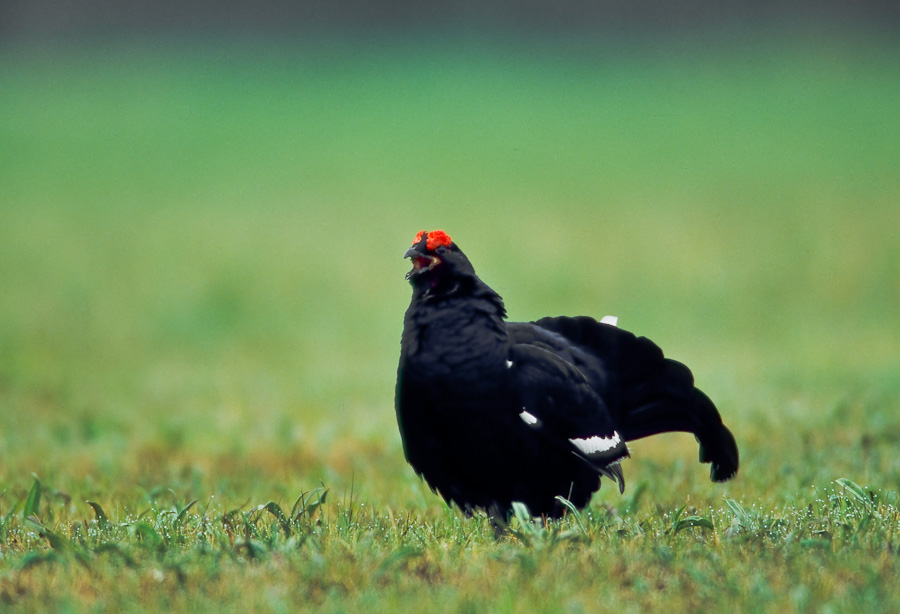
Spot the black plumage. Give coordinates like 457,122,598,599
395,230,738,518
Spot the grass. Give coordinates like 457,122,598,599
1,29,900,612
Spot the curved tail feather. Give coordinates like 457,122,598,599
532,315,739,482
621,389,739,482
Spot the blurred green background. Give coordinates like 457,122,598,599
1,13,899,509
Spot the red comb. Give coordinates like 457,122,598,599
412,230,453,251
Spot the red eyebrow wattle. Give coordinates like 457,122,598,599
425,230,452,250
412,230,453,250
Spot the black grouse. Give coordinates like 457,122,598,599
395,230,738,519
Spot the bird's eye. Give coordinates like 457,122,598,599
436,246,448,254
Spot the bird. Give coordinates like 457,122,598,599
395,229,738,519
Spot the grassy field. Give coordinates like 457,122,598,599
1,30,900,612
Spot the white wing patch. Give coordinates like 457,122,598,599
506,360,514,368
569,432,622,455
600,315,618,327
519,410,539,426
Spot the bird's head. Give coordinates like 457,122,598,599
404,230,478,292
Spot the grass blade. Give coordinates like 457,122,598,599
86,501,109,528
23,477,42,519
554,496,588,535
304,489,328,520
674,516,715,534
176,499,198,524
724,498,751,528
835,478,873,509
623,481,648,515
131,521,163,549
261,501,291,535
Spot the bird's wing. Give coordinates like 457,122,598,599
506,342,630,490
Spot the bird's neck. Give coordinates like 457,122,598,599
402,288,509,375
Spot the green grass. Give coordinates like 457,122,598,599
1,30,900,612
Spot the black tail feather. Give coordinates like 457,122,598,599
696,425,739,482
532,316,739,483
620,386,739,482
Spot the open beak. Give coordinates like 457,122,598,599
404,247,441,279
